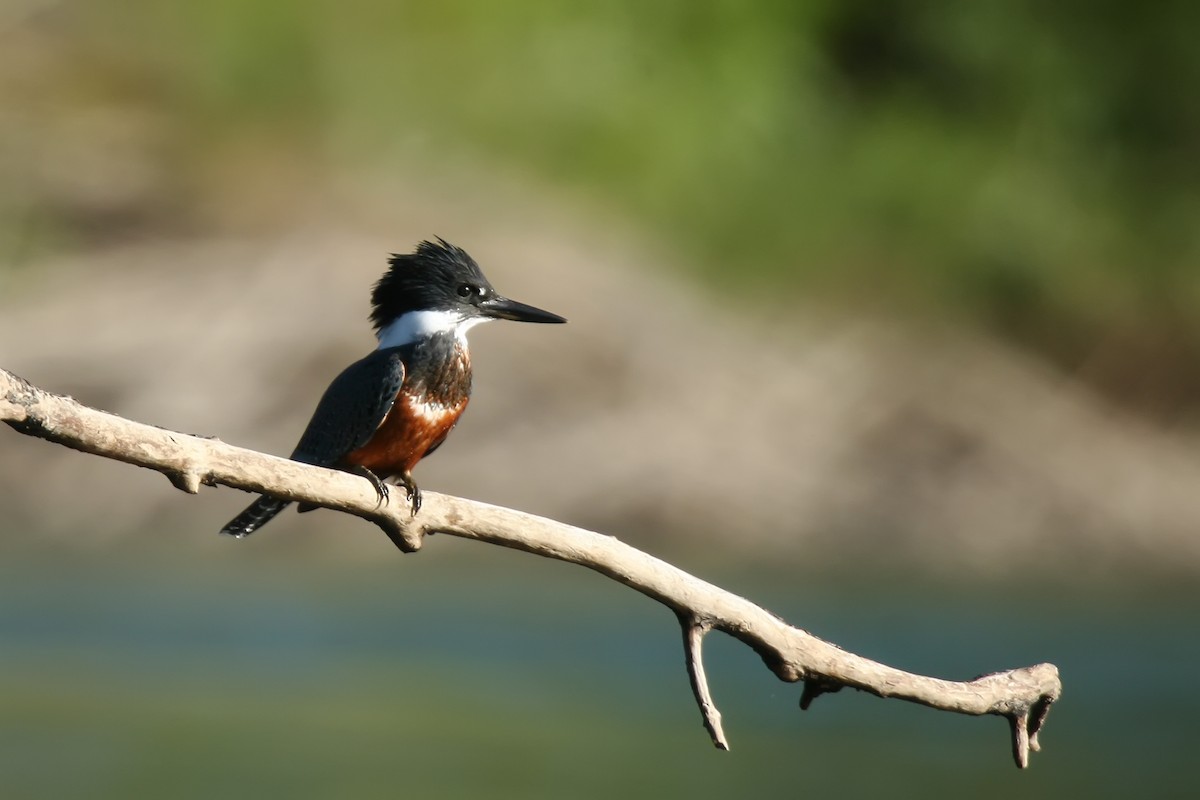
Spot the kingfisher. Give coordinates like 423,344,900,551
219,239,565,538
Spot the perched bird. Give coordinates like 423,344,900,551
220,239,565,537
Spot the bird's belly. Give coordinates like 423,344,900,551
343,394,466,475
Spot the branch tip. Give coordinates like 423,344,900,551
1026,693,1053,755
678,615,728,750
1009,712,1031,769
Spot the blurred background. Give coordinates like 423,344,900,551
1,1,1198,797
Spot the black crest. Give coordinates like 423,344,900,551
370,238,493,331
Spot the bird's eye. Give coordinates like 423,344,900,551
457,283,475,298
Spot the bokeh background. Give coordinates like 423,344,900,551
2,2,1198,797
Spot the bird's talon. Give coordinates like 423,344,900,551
396,474,421,516
349,465,389,507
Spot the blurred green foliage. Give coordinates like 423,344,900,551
6,1,1200,411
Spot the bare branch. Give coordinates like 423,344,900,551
0,366,1062,767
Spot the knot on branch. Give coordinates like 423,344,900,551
167,467,203,494
378,516,424,553
799,677,845,710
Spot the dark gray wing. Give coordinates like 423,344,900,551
290,347,406,466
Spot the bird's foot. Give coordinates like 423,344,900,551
349,465,390,507
398,472,422,516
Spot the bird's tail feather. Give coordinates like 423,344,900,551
219,497,292,537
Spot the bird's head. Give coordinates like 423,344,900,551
371,239,565,348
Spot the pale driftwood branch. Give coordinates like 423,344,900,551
0,366,1061,768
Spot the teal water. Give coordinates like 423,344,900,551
0,541,1194,798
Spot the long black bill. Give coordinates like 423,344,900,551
480,295,567,324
